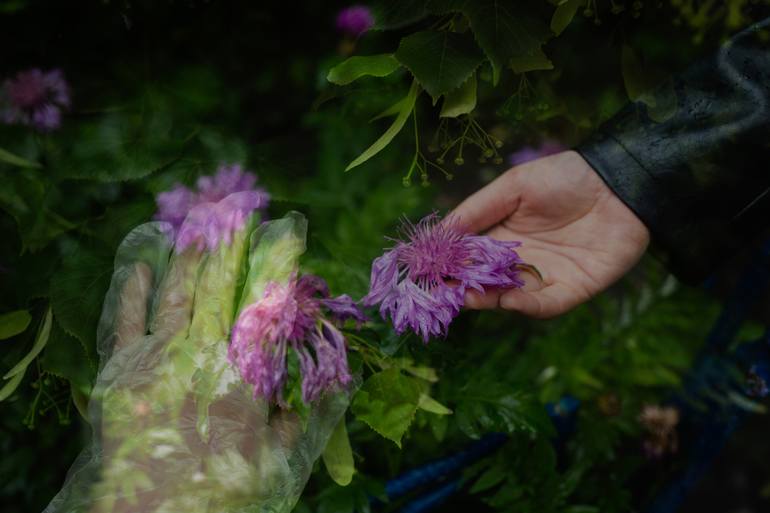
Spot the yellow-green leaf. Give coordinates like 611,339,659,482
551,0,584,36
0,371,24,401
345,81,420,171
0,147,42,169
510,48,554,74
3,307,52,379
0,309,32,340
327,54,402,85
418,394,453,415
322,417,355,486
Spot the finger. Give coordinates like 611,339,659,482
499,282,587,319
463,266,544,310
114,262,153,352
449,166,522,233
149,250,202,339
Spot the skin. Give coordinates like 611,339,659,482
451,150,651,319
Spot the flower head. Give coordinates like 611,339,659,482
154,164,270,251
1,68,70,132
336,5,374,37
639,404,680,459
363,214,524,342
508,140,565,167
229,274,364,404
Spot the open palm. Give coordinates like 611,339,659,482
452,150,650,318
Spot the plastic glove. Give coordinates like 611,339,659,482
44,209,351,513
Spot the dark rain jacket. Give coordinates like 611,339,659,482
577,18,770,284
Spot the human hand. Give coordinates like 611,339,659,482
45,208,351,513
451,150,650,318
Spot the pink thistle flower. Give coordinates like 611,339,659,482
336,5,374,38
1,68,70,132
363,214,524,342
229,274,364,404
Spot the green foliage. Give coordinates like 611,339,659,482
439,73,477,117
0,310,31,340
49,244,112,362
394,31,484,99
327,54,402,85
345,80,419,171
3,1,769,511
434,0,551,84
351,367,423,447
322,417,356,486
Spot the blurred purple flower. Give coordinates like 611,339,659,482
229,274,364,404
154,163,270,250
336,5,374,37
363,214,524,342
175,191,265,252
746,364,769,398
508,140,566,167
1,68,70,132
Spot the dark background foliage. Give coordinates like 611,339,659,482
2,1,770,512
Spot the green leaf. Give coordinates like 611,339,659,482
395,31,484,99
52,107,185,182
351,367,422,447
0,371,24,401
50,245,113,358
551,0,584,36
469,465,507,493
418,393,453,415
322,418,355,486
434,0,551,85
0,310,32,340
371,0,432,29
440,72,477,117
510,47,554,74
327,54,402,85
0,147,41,168
3,307,52,379
345,81,419,171
0,170,72,251
41,319,95,396
456,385,554,439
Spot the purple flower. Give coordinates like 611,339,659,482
154,163,270,250
336,5,374,37
1,68,70,132
363,214,524,342
508,140,566,167
175,191,265,252
746,364,769,398
229,274,364,404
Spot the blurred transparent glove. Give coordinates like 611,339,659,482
44,202,353,513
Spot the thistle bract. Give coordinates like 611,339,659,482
363,214,524,342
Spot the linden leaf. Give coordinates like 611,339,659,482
395,31,484,99
351,367,422,447
551,0,584,36
440,72,477,118
327,54,402,85
0,310,32,340
433,0,552,85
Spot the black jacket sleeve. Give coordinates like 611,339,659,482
576,18,770,284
